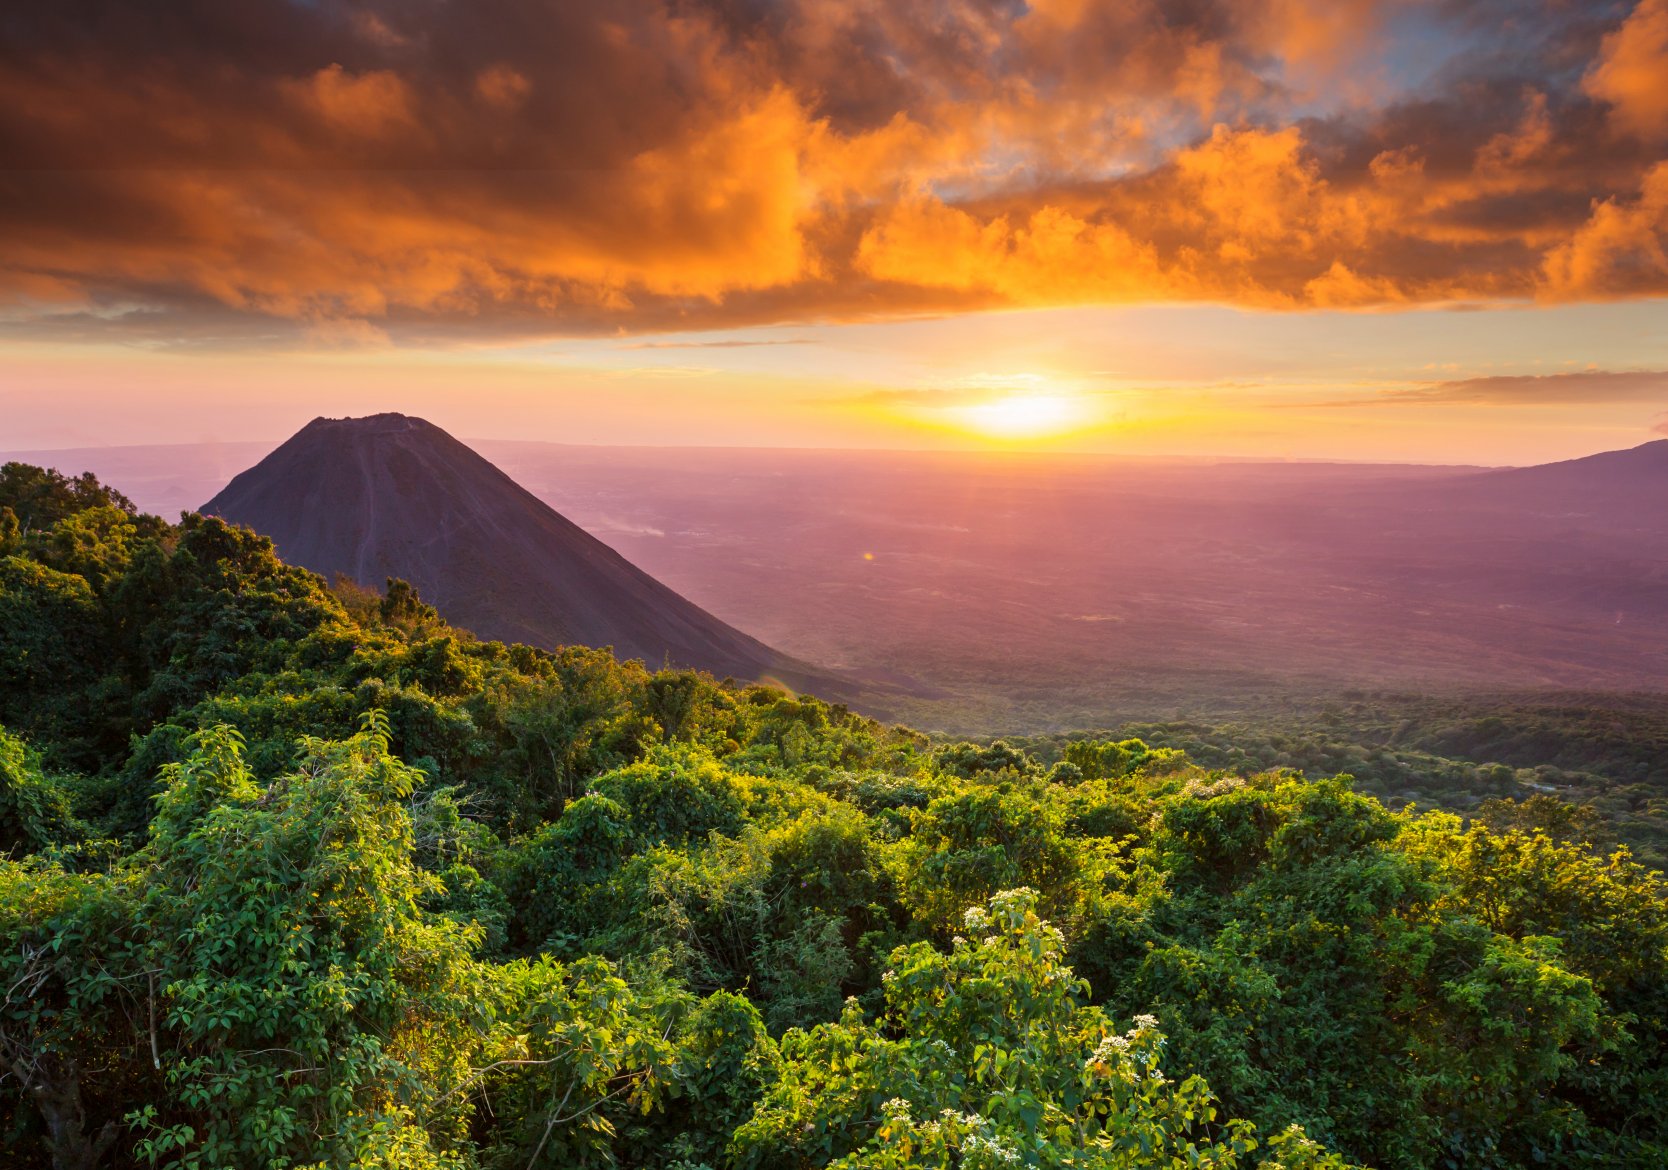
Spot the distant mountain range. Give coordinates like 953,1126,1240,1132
201,413,847,696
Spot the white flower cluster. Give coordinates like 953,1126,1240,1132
1085,1032,1131,1069
882,1097,912,1120
987,887,1038,916
1086,1016,1171,1076
1182,775,1247,799
962,1132,1021,1165
963,905,992,930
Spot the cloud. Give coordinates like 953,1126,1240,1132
474,64,532,112
1584,0,1668,140
619,337,816,349
1404,369,1668,405
283,65,416,136
1542,162,1668,299
2,0,1668,343
1312,369,1668,408
854,388,999,408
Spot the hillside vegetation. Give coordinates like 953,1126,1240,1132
1011,695,1668,870
2,463,1665,1170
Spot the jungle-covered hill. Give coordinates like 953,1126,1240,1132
2,461,1666,1170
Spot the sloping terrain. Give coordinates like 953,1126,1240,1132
202,413,846,694
1438,438,1668,524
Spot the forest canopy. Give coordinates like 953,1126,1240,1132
2,463,1665,1170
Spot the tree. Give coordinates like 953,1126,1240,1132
0,464,145,537
734,888,1347,1170
0,729,78,857
131,715,487,1169
895,787,1080,934
0,860,149,1170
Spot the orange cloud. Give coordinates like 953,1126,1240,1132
1585,0,1668,140
1303,261,1406,308
1252,0,1384,83
474,64,532,112
1172,124,1363,254
283,65,416,136
0,0,1663,343
1543,162,1668,299
856,200,1173,303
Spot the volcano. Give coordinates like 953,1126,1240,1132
203,413,846,694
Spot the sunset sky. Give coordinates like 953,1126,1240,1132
4,0,1668,462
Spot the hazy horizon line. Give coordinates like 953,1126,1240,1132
0,433,1520,470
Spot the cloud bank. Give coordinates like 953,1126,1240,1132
3,0,1667,342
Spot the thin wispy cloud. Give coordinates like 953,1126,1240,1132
1388,370,1668,405
619,338,817,350
1298,369,1668,409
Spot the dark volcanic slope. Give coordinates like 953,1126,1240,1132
204,414,844,693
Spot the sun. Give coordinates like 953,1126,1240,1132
954,393,1085,440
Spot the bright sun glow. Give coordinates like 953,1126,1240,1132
954,393,1085,440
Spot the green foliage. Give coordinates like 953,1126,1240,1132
1061,737,1185,782
1,463,1666,1170
1024,696,1668,867
474,955,676,1168
131,716,488,1169
896,785,1082,934
0,555,107,756
1072,776,1626,1170
379,577,445,635
932,738,1040,781
656,991,779,1167
0,856,153,1170
734,888,1349,1170
590,745,752,845
0,727,79,855
0,463,149,536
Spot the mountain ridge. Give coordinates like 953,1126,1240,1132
1432,438,1668,523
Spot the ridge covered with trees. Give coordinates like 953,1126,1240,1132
2,462,1665,1169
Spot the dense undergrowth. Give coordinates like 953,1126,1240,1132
2,462,1665,1169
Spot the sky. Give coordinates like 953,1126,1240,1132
3,0,1668,463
